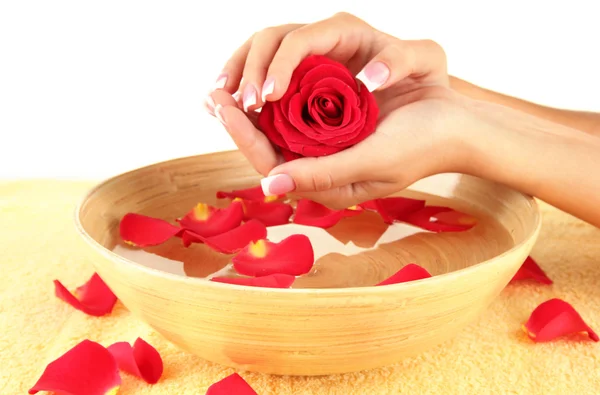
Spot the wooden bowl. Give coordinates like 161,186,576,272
74,150,541,376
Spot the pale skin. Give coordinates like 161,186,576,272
204,12,600,228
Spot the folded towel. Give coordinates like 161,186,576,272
2,180,599,394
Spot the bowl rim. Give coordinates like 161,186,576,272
74,150,542,295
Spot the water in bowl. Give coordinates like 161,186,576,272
112,191,514,288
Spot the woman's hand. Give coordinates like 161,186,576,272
205,12,453,206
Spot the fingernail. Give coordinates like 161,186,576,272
233,91,241,101
356,62,390,92
204,95,215,114
243,84,257,112
214,104,226,125
261,174,295,196
213,73,228,90
261,77,275,102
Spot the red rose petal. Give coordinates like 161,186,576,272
182,220,267,254
232,234,314,277
293,199,361,228
523,298,599,342
404,206,475,232
54,273,117,316
177,201,244,237
510,256,553,285
239,199,294,226
120,213,182,247
211,273,296,288
107,337,163,384
376,264,432,286
360,197,426,224
29,339,121,395
206,373,258,395
216,185,284,202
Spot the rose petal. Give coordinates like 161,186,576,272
211,273,296,288
376,264,432,286
433,210,478,227
182,220,267,254
54,273,117,317
404,206,475,232
522,298,599,342
119,213,182,247
293,199,361,228
206,373,258,395
258,101,291,150
216,185,284,202
107,338,163,384
29,339,121,395
241,200,294,226
274,148,300,162
510,256,553,285
232,234,314,277
361,197,426,224
299,63,357,91
177,201,244,237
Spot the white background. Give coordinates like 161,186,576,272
1,1,598,180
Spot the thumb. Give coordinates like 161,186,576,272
260,146,372,196
356,39,447,92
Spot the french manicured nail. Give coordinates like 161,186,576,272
243,84,257,112
204,95,215,114
261,174,295,196
213,73,228,90
214,104,226,125
261,77,275,102
356,62,390,92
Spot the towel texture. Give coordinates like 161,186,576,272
2,180,599,394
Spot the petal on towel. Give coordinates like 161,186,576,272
360,197,426,224
232,235,314,277
376,264,432,286
216,185,284,202
404,206,476,232
510,256,553,285
119,213,182,247
181,220,267,253
107,338,163,384
293,199,361,228
237,199,294,226
54,273,117,316
28,339,121,395
206,373,258,395
522,298,599,342
211,273,296,288
177,201,244,237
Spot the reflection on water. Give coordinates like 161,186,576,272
113,192,514,288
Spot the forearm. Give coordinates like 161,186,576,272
465,100,600,228
450,76,600,136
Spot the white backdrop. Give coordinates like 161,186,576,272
1,0,598,179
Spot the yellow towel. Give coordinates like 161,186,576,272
2,180,599,394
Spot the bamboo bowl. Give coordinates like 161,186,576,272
75,150,541,376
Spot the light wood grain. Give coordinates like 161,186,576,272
74,150,541,376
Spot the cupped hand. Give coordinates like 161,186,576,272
210,85,474,209
205,12,456,208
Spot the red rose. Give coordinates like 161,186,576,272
258,55,379,161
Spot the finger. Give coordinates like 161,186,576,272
264,12,367,102
356,39,448,92
237,24,303,112
210,90,281,176
215,37,253,94
259,142,378,196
